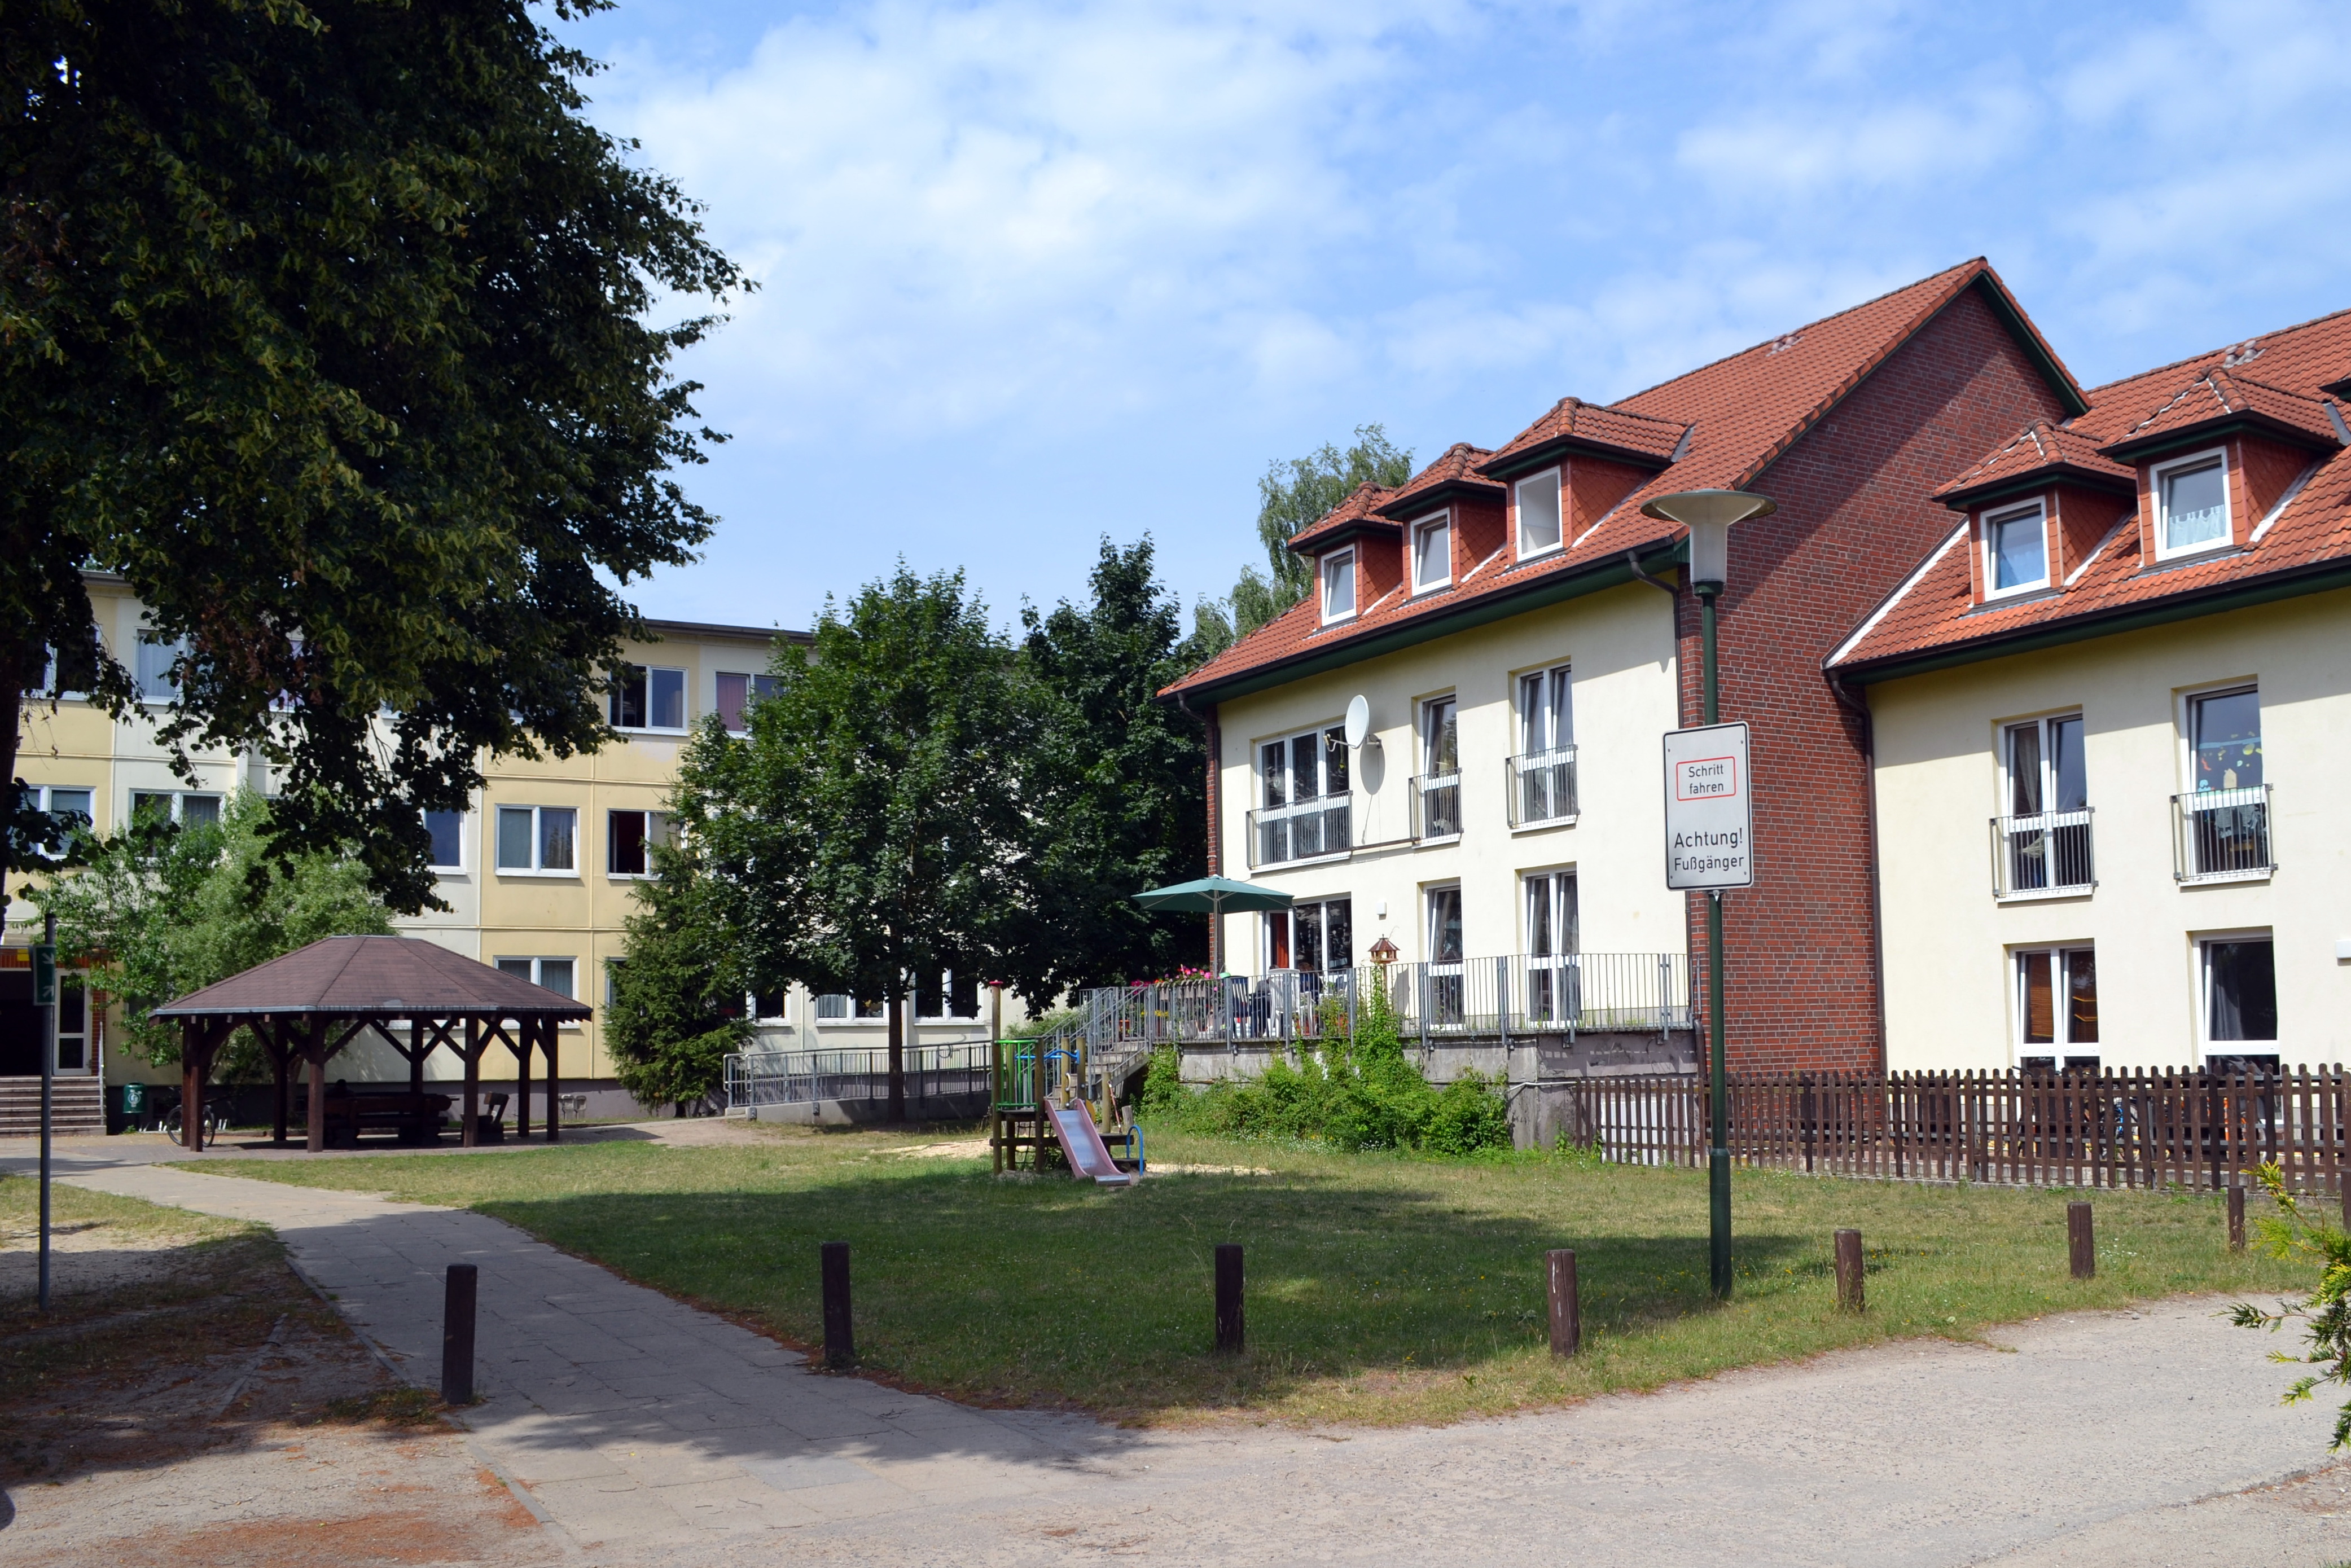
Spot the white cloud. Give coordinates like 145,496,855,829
595,0,1473,441
1675,89,2037,196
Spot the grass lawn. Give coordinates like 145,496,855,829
191,1125,2306,1427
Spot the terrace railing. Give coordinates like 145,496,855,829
1246,795,1352,868
1990,807,2095,896
1410,771,1463,841
1506,746,1578,827
2174,784,2274,882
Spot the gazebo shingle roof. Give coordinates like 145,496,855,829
151,935,591,1019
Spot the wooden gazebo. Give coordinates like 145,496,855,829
150,935,593,1152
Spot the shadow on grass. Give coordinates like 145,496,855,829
469,1159,1812,1419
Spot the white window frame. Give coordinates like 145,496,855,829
20,784,95,859
606,807,671,879
423,807,468,873
1254,723,1351,867
1981,498,2050,599
1515,467,1565,560
129,789,221,828
2196,929,2278,1050
715,670,780,735
2151,446,2233,562
1416,693,1461,844
496,955,581,1027
2011,945,2098,1059
133,634,187,705
1319,548,1357,624
494,803,581,877
610,664,691,733
1410,511,1452,594
749,983,789,1023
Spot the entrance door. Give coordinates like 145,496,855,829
0,970,38,1077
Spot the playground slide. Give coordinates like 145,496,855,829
1047,1100,1134,1185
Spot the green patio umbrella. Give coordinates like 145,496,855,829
1132,874,1294,1005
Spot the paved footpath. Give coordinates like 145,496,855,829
58,1162,2351,1567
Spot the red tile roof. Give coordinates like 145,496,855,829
1170,258,2064,701
1831,308,2351,678
2100,366,2341,459
1474,397,1687,475
1367,443,1503,522
1286,480,1402,551
1931,421,2135,506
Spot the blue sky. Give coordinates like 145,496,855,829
553,0,2351,634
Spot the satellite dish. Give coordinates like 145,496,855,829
1344,695,1371,749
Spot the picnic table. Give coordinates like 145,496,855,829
321,1087,460,1146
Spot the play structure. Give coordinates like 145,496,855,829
988,1030,1142,1182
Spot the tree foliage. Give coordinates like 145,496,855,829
603,838,750,1110
676,565,1042,1022
1196,425,1415,649
2231,1161,2351,1447
29,789,391,1075
1,0,743,917
1017,538,1208,995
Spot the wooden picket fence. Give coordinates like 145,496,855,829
1560,1067,2351,1193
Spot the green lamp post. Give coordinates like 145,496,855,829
1640,486,1777,1299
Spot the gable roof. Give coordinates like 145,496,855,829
1369,443,1504,522
1474,397,1687,478
1931,421,2136,509
1285,480,1402,552
1168,258,2081,705
1830,308,2351,682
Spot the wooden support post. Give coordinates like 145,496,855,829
181,1018,207,1152
2227,1182,2247,1253
543,1017,562,1143
441,1263,478,1404
2068,1201,2095,1279
516,1014,533,1140
267,1019,291,1147
407,1016,425,1096
1214,1244,1244,1354
1546,1249,1580,1356
461,1017,480,1149
821,1241,854,1368
1835,1228,1865,1313
301,1016,329,1153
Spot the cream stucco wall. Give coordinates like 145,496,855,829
1867,586,2351,1070
11,592,1010,1093
1211,579,1685,972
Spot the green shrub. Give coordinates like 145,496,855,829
1134,981,1512,1157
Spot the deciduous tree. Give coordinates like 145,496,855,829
2,0,743,917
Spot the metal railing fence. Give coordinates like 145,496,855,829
2173,784,2274,881
1246,796,1352,868
1990,807,2095,895
1410,772,1463,840
1507,747,1578,827
724,1040,992,1112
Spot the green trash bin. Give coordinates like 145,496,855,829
117,1082,146,1133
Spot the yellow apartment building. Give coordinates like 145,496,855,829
5,574,1008,1122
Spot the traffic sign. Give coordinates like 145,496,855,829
1664,722,1755,890
32,944,56,1007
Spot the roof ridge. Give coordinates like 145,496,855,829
2078,301,2351,398
1611,258,1987,408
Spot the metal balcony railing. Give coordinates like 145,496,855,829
1246,796,1351,868
1990,807,2095,896
1410,771,1462,841
2173,784,2274,882
1507,747,1578,827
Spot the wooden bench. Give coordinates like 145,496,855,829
322,1090,457,1146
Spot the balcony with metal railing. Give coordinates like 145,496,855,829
1990,808,2095,898
2173,784,2274,883
1507,746,1578,827
1410,771,1462,841
1246,794,1352,868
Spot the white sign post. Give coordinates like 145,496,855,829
1664,722,1755,890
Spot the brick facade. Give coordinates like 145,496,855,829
1678,288,2073,1071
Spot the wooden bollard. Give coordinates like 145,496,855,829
1834,1229,1865,1313
440,1263,477,1405
2068,1202,2095,1279
1213,1244,1244,1354
1546,1249,1580,1357
2227,1183,2247,1253
821,1241,854,1368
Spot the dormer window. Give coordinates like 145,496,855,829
1984,499,2049,598
1410,513,1451,594
1320,548,1356,623
1516,468,1563,559
2154,449,2229,559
